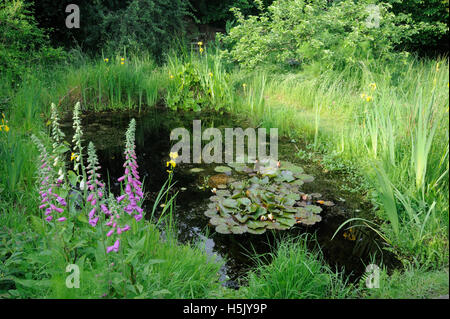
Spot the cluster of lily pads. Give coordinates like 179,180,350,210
203,158,334,234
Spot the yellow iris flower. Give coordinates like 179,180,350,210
70,152,79,161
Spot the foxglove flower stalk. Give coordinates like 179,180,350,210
86,142,106,227
32,135,67,223
71,102,86,185
104,194,131,253
103,119,141,253
117,119,144,222
50,103,67,183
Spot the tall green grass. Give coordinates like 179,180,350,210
242,236,355,299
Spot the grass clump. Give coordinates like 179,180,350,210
242,236,355,299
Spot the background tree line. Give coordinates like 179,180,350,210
1,0,448,79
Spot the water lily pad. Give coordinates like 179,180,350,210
279,170,295,182
204,209,218,218
246,220,268,229
216,190,231,197
230,225,247,234
266,222,288,230
276,216,296,227
281,161,304,174
305,205,322,214
237,197,251,207
222,198,238,209
209,216,224,226
215,224,231,234
189,168,205,173
230,181,245,190
296,174,314,183
214,166,232,173
247,227,266,234
233,213,250,223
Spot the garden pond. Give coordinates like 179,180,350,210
61,108,400,288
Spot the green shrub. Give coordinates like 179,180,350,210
220,0,411,70
101,0,189,61
386,0,449,54
0,0,64,81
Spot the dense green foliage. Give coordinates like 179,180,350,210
386,0,449,54
221,0,411,69
0,0,64,80
100,0,189,60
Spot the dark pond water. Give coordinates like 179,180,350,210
61,108,400,288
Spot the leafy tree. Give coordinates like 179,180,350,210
100,0,189,60
0,0,64,80
26,0,129,52
189,0,274,26
385,0,449,54
220,0,412,70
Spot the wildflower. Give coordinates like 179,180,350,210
360,93,366,99
197,41,203,46
117,119,144,218
85,142,107,227
70,152,79,161
169,152,178,160
366,96,373,102
104,58,109,62
0,114,9,132
32,134,67,223
242,83,247,89
369,83,376,91
199,47,204,54
170,75,174,79
209,72,213,77
106,239,120,253
166,159,176,170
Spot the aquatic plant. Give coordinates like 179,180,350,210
204,158,332,234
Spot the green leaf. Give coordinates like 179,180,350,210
68,170,78,187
